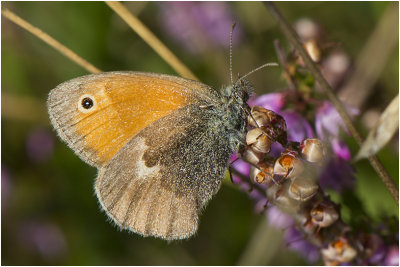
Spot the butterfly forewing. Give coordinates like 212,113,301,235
47,72,218,167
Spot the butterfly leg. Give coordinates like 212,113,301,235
228,129,246,151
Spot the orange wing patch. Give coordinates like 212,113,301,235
73,74,191,165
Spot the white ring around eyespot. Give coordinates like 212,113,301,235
78,94,97,113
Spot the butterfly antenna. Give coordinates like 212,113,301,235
229,22,236,85
239,62,279,82
229,23,253,124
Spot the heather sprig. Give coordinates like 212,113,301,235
231,17,398,265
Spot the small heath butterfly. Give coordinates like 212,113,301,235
47,71,252,240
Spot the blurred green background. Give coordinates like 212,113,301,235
2,1,398,265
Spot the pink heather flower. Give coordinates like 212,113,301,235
158,2,242,54
281,111,314,142
230,153,250,186
266,206,293,230
319,156,355,193
249,92,286,113
384,245,399,266
331,138,351,161
284,226,320,263
314,102,357,192
368,240,386,265
315,101,358,141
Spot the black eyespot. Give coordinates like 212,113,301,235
81,97,94,109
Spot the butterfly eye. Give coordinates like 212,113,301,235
81,97,94,109
78,94,96,113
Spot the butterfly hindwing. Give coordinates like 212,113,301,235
95,104,234,240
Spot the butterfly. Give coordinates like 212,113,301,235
47,71,251,240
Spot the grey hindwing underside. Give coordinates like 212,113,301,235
95,104,234,240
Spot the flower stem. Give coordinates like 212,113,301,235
105,1,199,81
264,2,398,205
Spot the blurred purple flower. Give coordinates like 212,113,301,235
281,111,314,142
284,226,320,263
319,156,355,193
368,238,386,265
158,2,242,54
315,101,358,141
266,206,293,230
356,233,387,265
253,198,269,214
384,245,399,266
231,154,250,179
249,92,286,113
19,220,67,261
26,128,54,163
230,154,249,185
331,138,351,160
314,102,357,192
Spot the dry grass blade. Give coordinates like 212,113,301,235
105,1,198,81
355,95,399,161
1,7,101,74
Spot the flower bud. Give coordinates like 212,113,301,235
253,134,272,154
304,39,321,63
274,152,304,178
240,146,264,165
267,181,301,214
310,201,339,227
300,138,326,163
248,106,272,128
293,210,319,236
248,106,287,144
250,162,274,185
246,128,272,154
246,128,263,145
321,237,357,264
288,175,318,202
